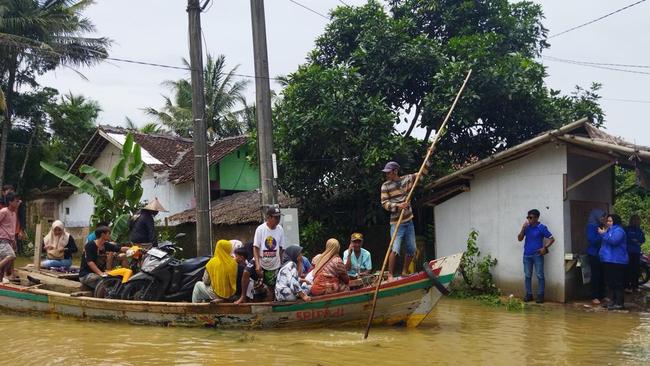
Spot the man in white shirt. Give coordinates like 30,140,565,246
253,207,284,300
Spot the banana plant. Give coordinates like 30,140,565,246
40,133,146,241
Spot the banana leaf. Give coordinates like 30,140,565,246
79,164,111,187
40,161,106,199
111,213,131,242
128,144,142,171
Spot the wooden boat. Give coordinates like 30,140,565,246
0,253,461,329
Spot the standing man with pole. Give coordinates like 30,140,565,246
187,0,212,257
381,161,430,281
250,0,278,215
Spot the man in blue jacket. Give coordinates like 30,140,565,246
517,209,555,303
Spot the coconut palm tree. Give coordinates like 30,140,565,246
145,54,250,139
0,0,110,186
124,117,165,135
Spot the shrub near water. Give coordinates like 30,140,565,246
450,230,524,310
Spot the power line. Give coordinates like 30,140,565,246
544,56,650,69
287,0,329,20
542,56,650,76
338,0,351,6
102,56,281,81
602,98,650,104
549,0,647,38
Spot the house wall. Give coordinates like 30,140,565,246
140,176,194,223
218,146,260,191
59,143,124,227
59,192,94,228
435,144,568,302
59,143,195,228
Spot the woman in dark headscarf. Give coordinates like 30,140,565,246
625,214,645,292
275,245,311,302
586,209,606,304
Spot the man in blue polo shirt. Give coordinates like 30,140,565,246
517,209,555,303
343,232,372,278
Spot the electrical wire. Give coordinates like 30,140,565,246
543,56,650,69
286,0,329,20
602,98,650,104
338,0,351,6
548,0,647,38
94,56,281,81
542,56,650,76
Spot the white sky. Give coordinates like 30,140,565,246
38,0,650,145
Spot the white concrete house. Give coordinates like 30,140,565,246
426,119,650,302
54,126,249,228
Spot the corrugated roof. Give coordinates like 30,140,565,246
427,118,650,193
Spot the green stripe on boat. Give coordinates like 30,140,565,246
0,288,49,303
273,273,454,312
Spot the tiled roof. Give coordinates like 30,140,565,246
166,190,297,225
169,135,249,184
101,126,194,173
69,126,248,184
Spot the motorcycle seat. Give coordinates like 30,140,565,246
177,256,210,272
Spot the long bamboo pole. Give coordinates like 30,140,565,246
363,70,472,339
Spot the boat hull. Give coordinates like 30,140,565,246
0,253,462,329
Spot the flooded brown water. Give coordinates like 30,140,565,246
1,298,649,365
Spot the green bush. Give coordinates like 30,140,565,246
451,229,499,296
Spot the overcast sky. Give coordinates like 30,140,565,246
38,0,650,145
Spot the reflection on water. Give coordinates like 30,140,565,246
1,298,649,365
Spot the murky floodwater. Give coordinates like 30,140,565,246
1,298,649,365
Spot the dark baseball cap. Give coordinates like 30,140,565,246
266,207,282,217
382,161,400,173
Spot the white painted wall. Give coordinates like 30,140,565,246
59,141,195,227
435,144,568,301
59,192,94,228
140,176,194,223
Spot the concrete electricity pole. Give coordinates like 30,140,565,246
250,0,278,216
187,0,212,256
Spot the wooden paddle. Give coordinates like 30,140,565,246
363,70,472,339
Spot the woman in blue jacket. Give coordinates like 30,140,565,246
586,209,606,304
598,214,628,310
625,214,645,292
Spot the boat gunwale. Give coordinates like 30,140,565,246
0,254,460,316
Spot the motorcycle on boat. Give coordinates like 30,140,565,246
119,234,210,302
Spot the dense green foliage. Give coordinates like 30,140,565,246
40,133,145,241
274,0,604,236
614,167,650,253
0,0,110,187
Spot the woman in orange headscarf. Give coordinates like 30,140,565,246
192,240,238,303
310,238,350,296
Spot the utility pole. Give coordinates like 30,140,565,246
187,0,212,256
250,0,278,216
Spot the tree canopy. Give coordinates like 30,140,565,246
0,0,109,187
274,0,605,239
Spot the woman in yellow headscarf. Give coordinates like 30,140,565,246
192,240,238,303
